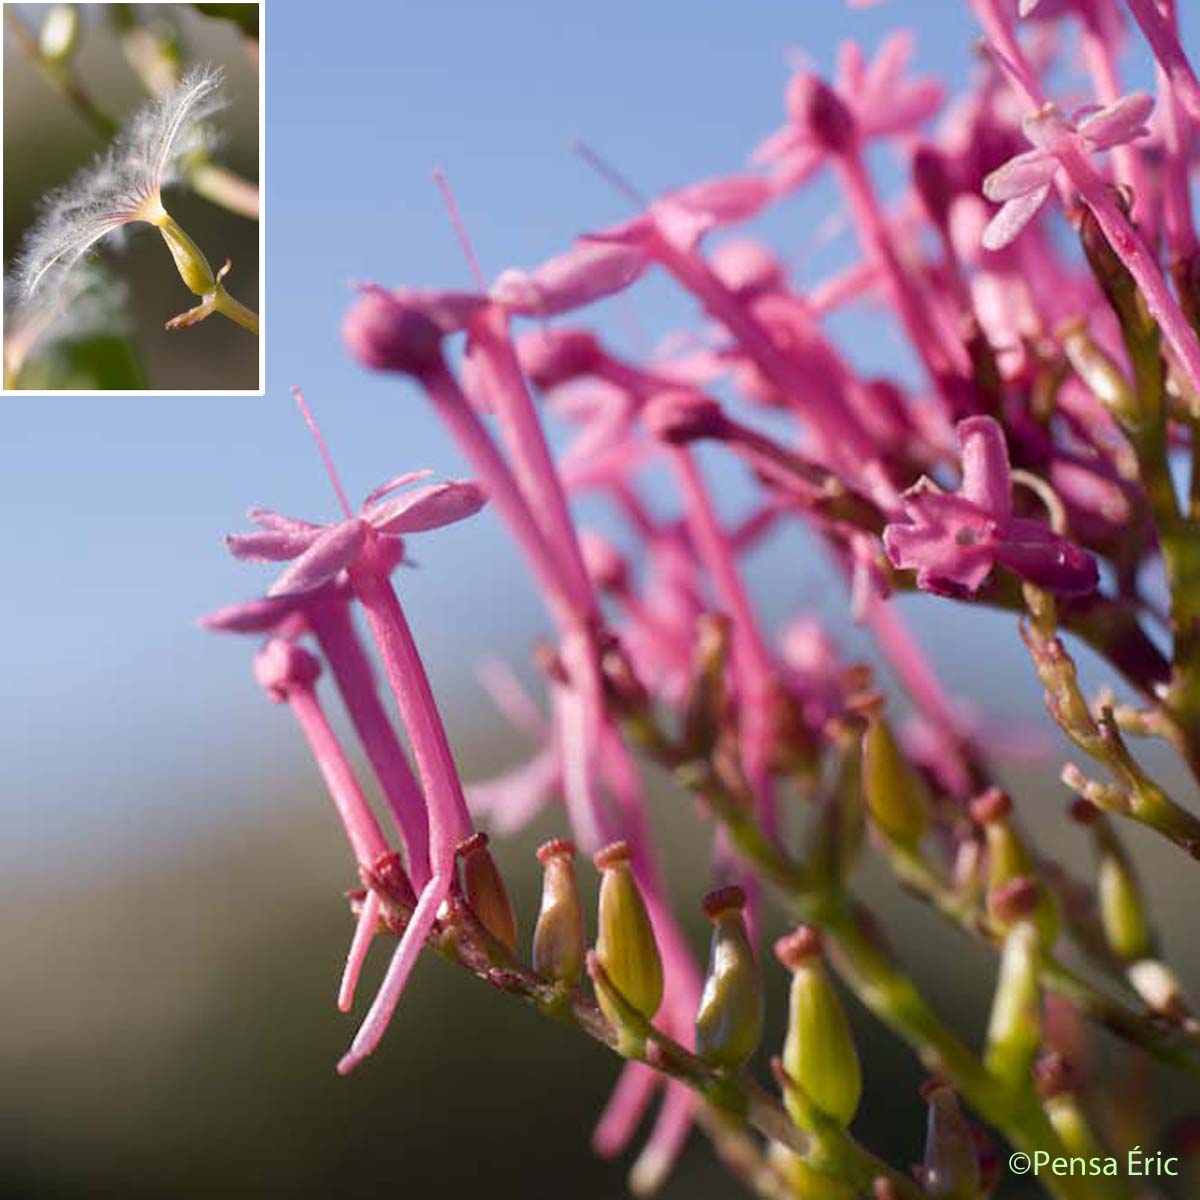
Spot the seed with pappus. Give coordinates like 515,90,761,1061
12,66,258,336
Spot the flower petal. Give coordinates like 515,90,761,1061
268,519,366,596
981,184,1051,250
226,526,322,562
366,479,486,534
361,469,435,510
198,594,302,634
957,416,1012,521
491,241,649,316
1078,92,1155,152
982,149,1057,201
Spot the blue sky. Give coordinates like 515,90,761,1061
4,0,1189,865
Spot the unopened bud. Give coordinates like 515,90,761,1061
1035,1054,1107,1160
1058,318,1139,426
683,613,732,754
342,288,480,378
920,1080,981,1200
984,885,1041,1089
912,145,956,230
458,832,517,952
594,842,664,1025
1127,959,1188,1019
39,4,80,63
767,1144,855,1200
254,638,320,701
643,390,725,444
695,886,763,1068
578,530,629,594
1080,813,1154,963
775,927,862,1128
533,838,585,984
786,75,856,154
973,790,1059,943
862,716,930,845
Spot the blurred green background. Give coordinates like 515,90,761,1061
3,3,259,390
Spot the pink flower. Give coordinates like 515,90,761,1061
981,93,1154,249
227,471,486,597
883,416,1099,597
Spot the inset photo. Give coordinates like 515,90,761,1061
2,2,261,392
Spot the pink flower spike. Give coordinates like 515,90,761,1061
490,241,650,317
366,479,487,535
336,871,451,1074
267,519,367,597
338,889,382,1013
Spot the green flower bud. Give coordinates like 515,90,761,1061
862,715,930,845
766,1144,855,1200
594,841,663,1026
973,789,1059,945
1058,318,1138,425
695,885,763,1069
532,838,585,984
39,4,80,63
1071,801,1153,962
807,732,866,888
983,880,1042,1089
775,927,862,1129
1035,1054,1106,1161
920,1080,980,1200
153,211,218,297
457,832,517,952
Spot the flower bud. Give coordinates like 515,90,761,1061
643,390,725,444
983,880,1042,1089
861,716,930,845
594,842,664,1025
683,613,732,755
532,838,585,984
973,789,1059,944
39,4,80,63
254,638,321,701
342,288,481,377
1035,1053,1107,1161
775,927,862,1128
695,886,763,1068
920,1080,980,1200
766,1144,855,1200
1073,807,1154,963
457,832,517,952
1058,318,1138,425
786,75,857,154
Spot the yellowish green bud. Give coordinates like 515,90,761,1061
1035,1054,1106,1161
1071,800,1153,962
983,880,1042,1089
594,841,663,1025
532,838,585,984
695,885,763,1069
776,927,862,1129
920,1079,981,1200
973,789,1059,945
457,832,517,952
862,715,930,845
766,1144,855,1200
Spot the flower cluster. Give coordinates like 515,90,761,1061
208,2,1200,1197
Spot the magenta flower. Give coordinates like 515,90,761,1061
884,416,1098,597
227,471,486,597
981,93,1154,249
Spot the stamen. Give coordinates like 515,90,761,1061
432,168,488,293
570,138,647,209
292,386,355,520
